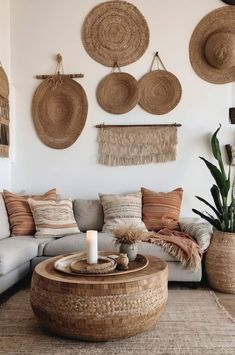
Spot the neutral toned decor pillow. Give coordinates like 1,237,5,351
3,189,56,236
180,222,212,252
0,193,10,239
28,199,80,238
141,187,183,231
73,199,104,232
99,192,147,233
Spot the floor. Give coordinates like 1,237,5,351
215,291,235,318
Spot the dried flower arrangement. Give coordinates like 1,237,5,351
113,225,146,245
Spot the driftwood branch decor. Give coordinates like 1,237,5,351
96,124,180,166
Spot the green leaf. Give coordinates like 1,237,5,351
195,195,223,221
192,209,222,230
211,124,221,161
200,157,230,198
210,185,223,214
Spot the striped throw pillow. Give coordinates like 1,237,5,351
99,191,147,232
141,187,183,231
3,189,56,236
180,222,212,251
28,199,80,238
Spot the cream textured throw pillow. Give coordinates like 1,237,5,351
180,222,212,251
99,192,147,232
28,199,80,238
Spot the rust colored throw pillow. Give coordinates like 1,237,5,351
3,189,56,236
141,187,183,231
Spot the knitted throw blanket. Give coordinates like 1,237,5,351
147,228,203,271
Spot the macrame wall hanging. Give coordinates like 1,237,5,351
0,62,10,158
32,54,88,149
96,123,181,166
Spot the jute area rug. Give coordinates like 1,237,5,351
0,289,235,355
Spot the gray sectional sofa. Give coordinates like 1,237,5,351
0,196,202,295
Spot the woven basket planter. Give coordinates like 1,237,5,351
205,231,235,293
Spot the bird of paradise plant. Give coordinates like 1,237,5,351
192,125,235,232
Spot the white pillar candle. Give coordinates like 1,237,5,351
86,230,98,264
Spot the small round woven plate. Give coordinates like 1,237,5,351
82,0,149,67
32,76,88,149
96,72,139,114
0,66,9,99
138,70,182,115
70,256,117,274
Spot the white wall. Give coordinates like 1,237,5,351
0,0,11,190
10,0,235,216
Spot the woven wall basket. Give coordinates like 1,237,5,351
32,76,88,149
96,72,139,114
206,231,235,294
189,6,235,84
0,66,9,99
82,0,149,67
138,70,182,115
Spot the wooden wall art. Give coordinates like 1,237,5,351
0,63,10,158
82,0,149,67
32,54,88,149
138,52,182,115
96,123,181,166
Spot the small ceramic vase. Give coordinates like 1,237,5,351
117,253,129,270
120,243,138,261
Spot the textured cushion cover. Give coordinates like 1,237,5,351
28,199,80,238
99,192,147,232
73,199,104,232
180,222,212,251
141,187,183,231
0,193,10,239
3,189,56,236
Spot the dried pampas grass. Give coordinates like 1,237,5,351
113,225,147,245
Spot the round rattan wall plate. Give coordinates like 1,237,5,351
82,0,149,67
0,66,9,99
189,6,235,84
138,70,182,115
32,76,88,149
96,72,139,114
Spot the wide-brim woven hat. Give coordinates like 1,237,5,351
97,72,139,114
221,1,235,5
189,6,235,84
82,0,149,67
32,76,88,149
138,70,182,115
0,66,9,99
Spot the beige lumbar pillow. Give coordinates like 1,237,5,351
28,199,80,238
99,191,147,233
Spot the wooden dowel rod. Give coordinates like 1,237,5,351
36,74,84,79
95,123,182,128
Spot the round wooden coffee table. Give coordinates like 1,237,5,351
31,254,168,341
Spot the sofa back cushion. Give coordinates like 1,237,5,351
141,187,183,231
28,199,80,238
99,191,147,233
3,189,56,236
0,193,10,239
73,199,104,232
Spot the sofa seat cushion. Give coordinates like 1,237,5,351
42,233,177,261
0,237,41,276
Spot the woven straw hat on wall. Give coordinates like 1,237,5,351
96,69,139,114
0,65,9,99
32,76,88,149
82,0,149,67
221,1,235,5
189,6,235,84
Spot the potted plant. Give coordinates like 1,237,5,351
192,125,235,293
113,225,144,261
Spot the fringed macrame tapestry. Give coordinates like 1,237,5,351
97,125,178,166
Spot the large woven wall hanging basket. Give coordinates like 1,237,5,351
138,70,182,115
82,0,149,67
189,6,235,84
0,66,9,99
96,72,139,114
32,76,88,149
